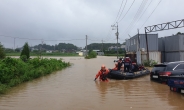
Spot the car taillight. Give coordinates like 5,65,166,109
159,72,171,76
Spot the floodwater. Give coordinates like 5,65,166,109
0,56,184,110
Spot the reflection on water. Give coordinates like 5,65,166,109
0,56,184,110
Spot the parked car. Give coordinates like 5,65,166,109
150,61,184,83
168,74,184,93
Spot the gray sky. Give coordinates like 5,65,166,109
0,0,184,49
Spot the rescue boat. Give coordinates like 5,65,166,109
107,69,150,80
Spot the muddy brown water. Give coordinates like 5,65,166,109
0,56,184,110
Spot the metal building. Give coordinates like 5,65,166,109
126,34,158,52
126,34,160,64
158,34,184,62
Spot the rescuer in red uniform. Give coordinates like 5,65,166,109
124,57,132,72
94,65,109,82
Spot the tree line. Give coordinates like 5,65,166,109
85,43,125,51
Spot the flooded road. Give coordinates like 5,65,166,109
0,56,184,110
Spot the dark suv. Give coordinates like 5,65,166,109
150,61,184,83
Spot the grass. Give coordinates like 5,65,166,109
104,54,125,56
0,57,70,94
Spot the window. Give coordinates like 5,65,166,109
174,64,184,70
166,63,179,71
151,65,166,72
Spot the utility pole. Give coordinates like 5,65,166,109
145,28,149,61
40,40,43,58
14,38,15,51
111,22,119,59
137,29,140,50
102,39,104,52
86,35,88,56
128,34,131,53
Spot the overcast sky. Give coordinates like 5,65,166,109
0,0,184,49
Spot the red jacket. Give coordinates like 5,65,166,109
95,69,109,81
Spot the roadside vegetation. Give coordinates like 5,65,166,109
85,50,97,59
0,42,70,94
143,60,158,67
104,49,125,56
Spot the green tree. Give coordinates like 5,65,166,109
15,48,20,52
85,50,97,59
176,32,184,35
0,42,5,59
20,42,30,59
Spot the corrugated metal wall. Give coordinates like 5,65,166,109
157,35,184,62
139,34,158,51
141,52,161,64
165,52,180,62
165,35,180,51
164,34,184,51
179,35,184,51
126,34,158,52
161,51,165,63
180,52,184,61
125,39,130,52
149,52,161,63
158,37,165,51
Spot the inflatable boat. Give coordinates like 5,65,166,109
107,69,150,80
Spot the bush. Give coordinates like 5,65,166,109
143,60,158,67
85,50,97,59
20,55,28,62
0,57,70,94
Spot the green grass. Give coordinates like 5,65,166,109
104,54,125,56
0,57,70,94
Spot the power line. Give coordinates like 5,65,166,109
117,0,128,22
0,34,85,41
122,0,148,36
113,0,125,24
125,0,148,32
44,39,85,41
140,0,163,29
118,0,136,23
0,35,42,40
129,0,154,33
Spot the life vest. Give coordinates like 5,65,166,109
124,57,131,65
100,70,107,81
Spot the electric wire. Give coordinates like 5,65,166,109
121,0,148,37
0,35,85,41
139,0,163,29
117,0,128,22
129,0,154,33
113,0,125,24
118,0,136,23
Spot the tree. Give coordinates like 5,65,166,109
20,42,30,59
176,32,184,35
15,48,20,52
0,42,5,59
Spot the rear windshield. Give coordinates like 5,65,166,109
165,63,179,71
151,65,166,72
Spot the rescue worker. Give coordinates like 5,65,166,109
94,65,109,82
131,62,138,72
124,56,132,72
112,63,118,70
117,58,123,70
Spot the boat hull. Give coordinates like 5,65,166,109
107,69,150,80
